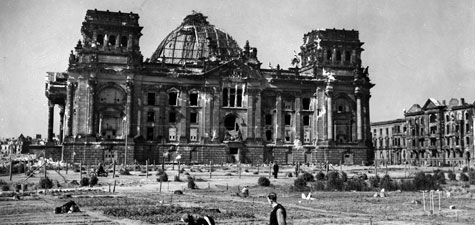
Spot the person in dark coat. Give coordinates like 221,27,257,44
267,192,287,225
273,162,279,179
180,213,215,225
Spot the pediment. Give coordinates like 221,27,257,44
422,98,442,109
406,104,422,113
204,60,263,81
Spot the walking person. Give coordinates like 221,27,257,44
273,162,279,179
267,192,287,225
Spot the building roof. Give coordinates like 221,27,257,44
150,12,242,64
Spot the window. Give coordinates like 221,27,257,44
304,130,311,143
147,92,155,105
285,130,291,142
147,111,155,122
285,114,291,126
284,100,292,110
169,92,178,106
190,112,197,123
222,87,243,107
302,98,310,110
97,34,104,45
386,128,389,135
466,123,470,133
336,50,341,61
190,128,198,141
466,137,470,146
266,130,272,141
169,112,176,123
169,128,176,141
108,35,116,46
345,51,351,61
189,93,198,106
146,127,154,140
326,49,332,61
120,36,128,47
429,114,436,123
265,114,272,125
303,115,310,126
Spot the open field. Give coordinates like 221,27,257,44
1,164,475,224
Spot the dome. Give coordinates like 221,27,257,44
150,12,242,64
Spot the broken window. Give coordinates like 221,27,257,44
169,111,176,123
190,112,197,123
265,114,272,125
285,130,292,142
97,34,104,45
120,36,128,47
147,111,155,122
189,93,198,106
302,98,310,110
147,92,155,105
336,50,342,61
222,86,243,107
326,49,332,61
169,92,178,106
266,130,272,141
303,115,310,126
285,114,291,126
304,130,311,143
146,127,154,140
345,51,351,61
109,35,116,46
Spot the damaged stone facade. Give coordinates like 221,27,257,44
45,10,374,165
372,98,474,167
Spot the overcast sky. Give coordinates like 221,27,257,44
1,0,474,138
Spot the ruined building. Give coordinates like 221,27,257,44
45,10,374,165
372,98,474,166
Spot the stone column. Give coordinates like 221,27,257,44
65,81,74,137
98,113,103,136
326,85,334,141
59,105,65,143
48,100,54,142
87,78,96,136
275,93,282,143
247,90,254,139
295,96,301,142
356,88,362,141
128,34,133,50
332,48,337,64
125,76,134,137
255,92,262,139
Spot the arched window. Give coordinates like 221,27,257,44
97,34,104,46
326,49,332,61
336,50,342,61
120,36,128,47
429,114,436,123
108,35,116,46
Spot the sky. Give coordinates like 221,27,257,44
0,0,474,138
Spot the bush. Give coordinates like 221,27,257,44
1,185,10,191
369,175,380,188
39,176,53,189
315,171,325,181
344,178,368,191
433,170,446,184
294,177,307,190
341,172,348,182
379,174,394,191
300,172,315,182
413,172,439,190
460,173,469,182
399,179,416,191
157,172,168,182
448,170,456,181
90,175,98,186
258,177,270,187
312,181,325,191
462,166,468,172
187,176,197,189
327,171,343,191
80,177,90,187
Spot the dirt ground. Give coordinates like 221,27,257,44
1,164,475,224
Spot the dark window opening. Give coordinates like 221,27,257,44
302,98,310,110
147,111,155,122
222,89,228,106
146,127,154,140
230,89,235,107
285,114,291,126
265,114,272,125
147,92,155,105
97,34,104,45
169,92,177,106
303,115,310,126
108,35,116,46
190,93,198,106
169,112,176,123
224,115,239,131
338,105,343,113
266,130,272,141
237,89,242,107
229,148,238,154
336,50,342,61
345,51,351,61
190,112,197,123
120,36,128,47
326,50,332,61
